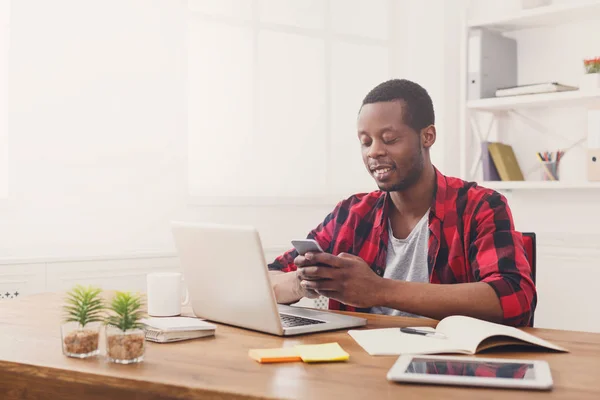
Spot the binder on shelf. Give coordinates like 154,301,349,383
487,142,525,181
468,28,517,100
481,141,501,181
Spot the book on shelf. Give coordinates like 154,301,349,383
495,82,578,97
487,142,524,181
481,141,501,181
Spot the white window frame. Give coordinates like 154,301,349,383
186,0,394,206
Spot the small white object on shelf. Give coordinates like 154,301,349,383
588,149,600,181
581,73,600,92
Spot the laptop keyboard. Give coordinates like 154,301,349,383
279,313,325,328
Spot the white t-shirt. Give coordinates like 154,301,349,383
370,210,430,317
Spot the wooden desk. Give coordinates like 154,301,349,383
1,293,599,399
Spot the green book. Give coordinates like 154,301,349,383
487,142,524,181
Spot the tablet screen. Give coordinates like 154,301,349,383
405,358,535,380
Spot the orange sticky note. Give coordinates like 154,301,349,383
248,347,302,363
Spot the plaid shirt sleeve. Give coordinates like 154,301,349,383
267,201,342,273
469,192,537,327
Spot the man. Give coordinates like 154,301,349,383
268,79,536,327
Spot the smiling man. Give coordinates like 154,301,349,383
268,79,536,327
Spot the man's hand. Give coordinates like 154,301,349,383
295,252,384,308
269,270,320,305
293,270,321,299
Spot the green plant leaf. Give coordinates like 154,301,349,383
105,291,146,331
62,284,106,327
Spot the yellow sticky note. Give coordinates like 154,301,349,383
294,343,349,363
248,347,302,363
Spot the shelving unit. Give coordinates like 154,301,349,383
459,1,600,192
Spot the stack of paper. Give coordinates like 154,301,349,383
249,343,349,364
141,317,216,343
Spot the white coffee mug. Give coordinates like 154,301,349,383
146,272,189,317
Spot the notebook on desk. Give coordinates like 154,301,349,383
348,315,568,356
141,317,216,343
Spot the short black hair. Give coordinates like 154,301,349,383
361,79,435,132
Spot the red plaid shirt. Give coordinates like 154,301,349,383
269,168,537,327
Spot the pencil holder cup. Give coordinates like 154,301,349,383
541,161,559,181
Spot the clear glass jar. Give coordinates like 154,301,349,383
105,325,146,364
541,161,559,181
61,321,101,358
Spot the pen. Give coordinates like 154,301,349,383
400,327,447,339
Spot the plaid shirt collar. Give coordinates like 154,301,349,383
376,167,447,227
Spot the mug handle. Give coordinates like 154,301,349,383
181,275,190,306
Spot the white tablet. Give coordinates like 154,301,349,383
387,355,553,391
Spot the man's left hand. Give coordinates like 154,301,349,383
295,252,385,308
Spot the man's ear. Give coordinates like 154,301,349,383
421,125,436,149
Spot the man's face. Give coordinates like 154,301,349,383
357,100,424,192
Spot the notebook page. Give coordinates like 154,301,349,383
348,328,469,356
436,316,568,353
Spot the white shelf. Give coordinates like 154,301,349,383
480,181,600,190
467,90,600,111
468,1,600,32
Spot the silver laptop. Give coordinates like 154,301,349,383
171,221,367,336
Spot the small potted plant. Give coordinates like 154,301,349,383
105,291,146,364
581,57,600,91
61,285,104,358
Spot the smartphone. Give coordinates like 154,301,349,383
291,239,324,255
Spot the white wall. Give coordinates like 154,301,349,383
391,0,464,177
1,0,335,259
3,0,188,258
0,0,465,318
2,0,457,260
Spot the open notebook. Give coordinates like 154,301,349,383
348,315,568,356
